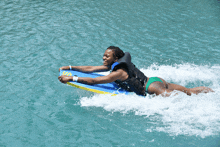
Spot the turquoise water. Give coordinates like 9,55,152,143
1,0,220,146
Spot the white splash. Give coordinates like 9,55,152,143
141,63,220,87
80,64,220,138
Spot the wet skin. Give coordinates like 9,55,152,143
102,49,116,66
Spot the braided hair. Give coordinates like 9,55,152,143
107,46,125,60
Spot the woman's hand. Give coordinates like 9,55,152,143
58,75,72,84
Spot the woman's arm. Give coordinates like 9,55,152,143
59,65,110,72
58,69,126,84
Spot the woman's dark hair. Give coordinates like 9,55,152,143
107,46,124,59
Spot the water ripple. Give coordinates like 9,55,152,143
1,0,220,146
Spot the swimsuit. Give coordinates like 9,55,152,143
145,77,163,93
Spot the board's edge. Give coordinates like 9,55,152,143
67,82,117,96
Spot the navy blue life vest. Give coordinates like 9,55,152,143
111,52,147,96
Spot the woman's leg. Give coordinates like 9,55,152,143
147,77,214,96
188,86,214,94
167,83,214,95
166,83,192,95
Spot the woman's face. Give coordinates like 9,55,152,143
103,49,117,66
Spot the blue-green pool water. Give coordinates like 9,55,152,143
1,0,220,146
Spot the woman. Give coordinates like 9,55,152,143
58,46,213,97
